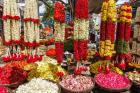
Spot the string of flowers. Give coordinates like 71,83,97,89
99,0,108,58
98,0,116,73
2,0,22,62
105,0,117,60
54,1,65,64
74,0,89,62
99,0,117,60
116,3,132,70
24,0,42,63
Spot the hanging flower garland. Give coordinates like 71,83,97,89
74,0,89,62
24,0,42,63
99,0,108,57
99,0,117,60
98,0,117,73
2,0,21,45
105,0,117,60
54,1,65,64
2,0,23,62
116,3,132,70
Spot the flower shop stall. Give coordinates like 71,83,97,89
0,0,140,93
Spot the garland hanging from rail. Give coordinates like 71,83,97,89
54,1,65,64
99,0,117,60
2,0,22,62
74,0,89,62
23,0,42,63
116,3,132,70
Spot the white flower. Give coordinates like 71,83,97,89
16,78,59,93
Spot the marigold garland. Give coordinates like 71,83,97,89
116,3,132,70
99,0,117,60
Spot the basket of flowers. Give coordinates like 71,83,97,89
0,65,27,88
15,78,61,93
59,74,94,93
95,72,132,92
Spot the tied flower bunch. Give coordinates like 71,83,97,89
0,64,27,85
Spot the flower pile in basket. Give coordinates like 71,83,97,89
16,78,60,93
27,62,66,82
0,64,27,85
95,72,131,90
59,74,94,92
